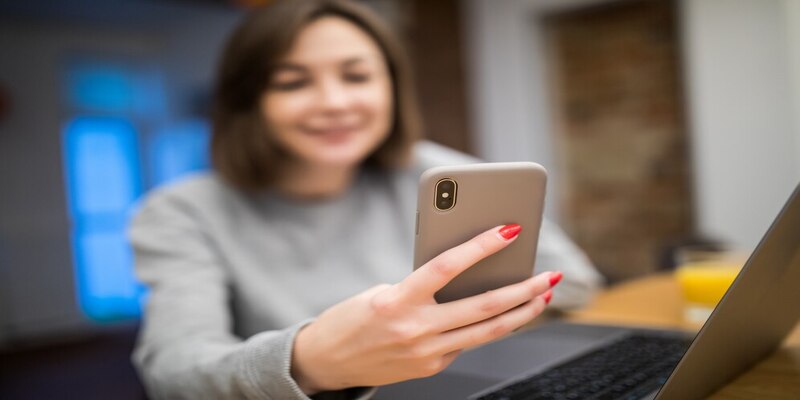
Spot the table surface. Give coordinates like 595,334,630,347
564,273,800,399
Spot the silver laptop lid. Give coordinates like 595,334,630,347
656,184,800,399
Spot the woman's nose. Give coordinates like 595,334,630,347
316,79,351,111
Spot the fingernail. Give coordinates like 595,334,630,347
543,290,553,305
549,272,563,287
498,224,522,240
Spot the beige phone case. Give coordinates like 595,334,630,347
414,162,547,303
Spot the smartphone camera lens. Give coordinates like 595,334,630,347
435,179,457,211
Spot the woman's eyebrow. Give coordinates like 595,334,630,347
342,55,382,68
273,55,378,72
342,57,365,67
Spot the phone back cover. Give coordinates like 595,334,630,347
414,162,547,303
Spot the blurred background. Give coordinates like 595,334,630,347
1,0,798,398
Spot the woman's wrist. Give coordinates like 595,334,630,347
290,323,325,395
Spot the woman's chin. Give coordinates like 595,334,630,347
301,148,370,170
297,139,382,169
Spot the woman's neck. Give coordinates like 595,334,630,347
274,162,358,200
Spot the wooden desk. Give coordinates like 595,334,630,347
565,273,800,399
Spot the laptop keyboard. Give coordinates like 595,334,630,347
474,334,691,400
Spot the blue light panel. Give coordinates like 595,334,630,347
63,117,143,321
72,231,143,321
150,119,210,186
66,64,133,112
63,118,141,217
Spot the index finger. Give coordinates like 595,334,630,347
399,224,522,300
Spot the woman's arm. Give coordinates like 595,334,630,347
130,191,328,399
131,188,561,398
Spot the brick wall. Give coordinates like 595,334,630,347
543,0,694,281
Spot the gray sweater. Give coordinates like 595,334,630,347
129,141,602,399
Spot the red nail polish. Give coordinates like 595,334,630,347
549,272,563,287
543,290,553,305
498,224,522,240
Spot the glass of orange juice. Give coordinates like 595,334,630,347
674,249,743,324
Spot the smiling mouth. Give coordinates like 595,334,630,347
302,126,361,143
305,126,358,135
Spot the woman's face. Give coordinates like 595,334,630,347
260,16,393,170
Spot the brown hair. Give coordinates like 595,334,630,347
210,0,422,191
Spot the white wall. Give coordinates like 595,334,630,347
464,0,800,252
680,0,800,251
462,0,556,219
787,0,800,178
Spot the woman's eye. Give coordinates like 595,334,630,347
344,73,370,83
270,79,308,91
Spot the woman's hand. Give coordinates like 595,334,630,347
290,224,563,394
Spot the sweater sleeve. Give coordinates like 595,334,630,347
129,189,373,400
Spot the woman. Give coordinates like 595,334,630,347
130,0,603,399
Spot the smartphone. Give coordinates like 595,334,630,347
413,162,547,303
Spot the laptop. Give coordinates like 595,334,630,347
374,183,800,400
